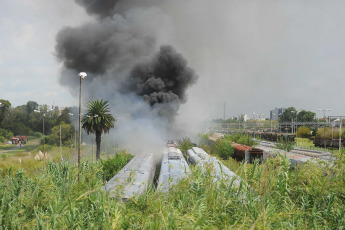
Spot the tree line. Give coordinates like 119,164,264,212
0,99,115,160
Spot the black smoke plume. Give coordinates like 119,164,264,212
55,0,197,122
127,45,197,109
75,0,120,18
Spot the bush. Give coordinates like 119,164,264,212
212,139,234,160
296,126,311,138
101,153,133,181
177,137,195,155
223,134,257,146
0,128,14,140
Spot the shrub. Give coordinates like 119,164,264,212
177,137,195,155
212,139,234,160
198,133,211,146
296,126,311,138
101,152,133,181
223,134,257,146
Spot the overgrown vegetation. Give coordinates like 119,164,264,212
101,152,133,181
276,137,295,152
211,139,234,160
316,127,345,139
296,125,311,138
223,133,258,146
1,153,345,229
177,137,195,155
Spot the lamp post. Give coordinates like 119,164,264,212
78,72,87,169
34,109,52,167
69,113,78,163
271,113,275,133
318,109,331,151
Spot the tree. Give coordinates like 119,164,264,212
296,126,311,138
55,108,71,125
46,122,74,146
26,101,38,115
212,139,234,160
279,107,297,122
0,99,11,125
297,110,316,122
82,99,115,160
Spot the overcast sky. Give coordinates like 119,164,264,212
1,0,345,121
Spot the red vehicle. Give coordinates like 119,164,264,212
19,136,27,144
11,136,27,144
11,137,19,144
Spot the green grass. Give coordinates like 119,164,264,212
295,137,337,153
1,151,345,229
0,144,17,151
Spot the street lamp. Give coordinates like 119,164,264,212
271,113,275,133
34,109,52,167
69,113,78,163
78,72,87,169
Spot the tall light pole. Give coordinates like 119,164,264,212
271,113,275,133
69,113,78,163
318,109,331,151
291,111,298,134
78,72,87,169
34,109,52,167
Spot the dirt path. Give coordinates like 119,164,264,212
0,139,40,154
0,144,21,154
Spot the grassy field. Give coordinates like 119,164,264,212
0,143,17,151
0,148,345,229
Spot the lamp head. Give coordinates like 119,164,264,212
79,72,87,79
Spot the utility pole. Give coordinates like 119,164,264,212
78,72,87,171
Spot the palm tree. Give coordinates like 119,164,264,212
82,99,115,160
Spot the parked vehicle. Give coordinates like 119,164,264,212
11,136,27,144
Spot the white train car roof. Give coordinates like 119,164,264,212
158,147,191,192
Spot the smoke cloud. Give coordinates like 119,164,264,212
55,0,198,153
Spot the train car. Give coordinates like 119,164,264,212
231,143,264,163
103,153,155,200
187,147,242,187
186,149,202,165
313,137,345,148
157,147,191,192
245,131,295,142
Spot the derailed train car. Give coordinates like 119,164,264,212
186,147,242,187
103,153,156,200
157,147,191,192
